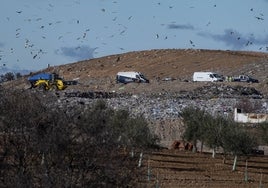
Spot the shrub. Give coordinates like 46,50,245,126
0,91,158,187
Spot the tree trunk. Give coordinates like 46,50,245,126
138,152,143,167
232,155,238,171
212,148,216,158
192,140,197,153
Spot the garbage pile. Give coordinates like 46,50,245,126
188,84,262,99
55,84,266,121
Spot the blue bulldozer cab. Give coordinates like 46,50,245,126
28,73,53,82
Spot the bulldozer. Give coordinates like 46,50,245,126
28,72,72,91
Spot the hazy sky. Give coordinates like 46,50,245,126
0,0,267,71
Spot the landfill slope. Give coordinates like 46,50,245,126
44,49,268,96
6,49,268,95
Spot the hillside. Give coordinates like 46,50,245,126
7,49,268,96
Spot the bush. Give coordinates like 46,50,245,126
0,91,158,187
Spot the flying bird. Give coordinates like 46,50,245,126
255,16,264,20
120,30,126,35
245,41,251,46
189,40,195,47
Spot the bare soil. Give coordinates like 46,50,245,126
5,49,268,96
56,49,268,95
137,150,268,188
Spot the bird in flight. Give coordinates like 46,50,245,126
255,16,264,20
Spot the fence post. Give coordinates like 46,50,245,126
138,152,143,168
147,158,151,181
244,160,248,182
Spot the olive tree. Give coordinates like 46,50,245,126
70,100,159,186
203,115,229,158
181,106,208,152
0,89,75,187
221,122,257,171
181,106,257,170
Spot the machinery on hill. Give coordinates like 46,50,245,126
28,72,77,91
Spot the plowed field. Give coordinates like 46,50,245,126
137,150,268,188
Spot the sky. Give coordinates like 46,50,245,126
0,0,268,72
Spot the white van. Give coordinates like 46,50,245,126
193,72,223,82
116,71,149,84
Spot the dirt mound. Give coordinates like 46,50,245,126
55,49,268,82
5,49,268,96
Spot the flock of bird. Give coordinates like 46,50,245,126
0,1,267,69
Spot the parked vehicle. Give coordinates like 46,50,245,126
116,71,149,84
232,75,258,83
193,72,223,82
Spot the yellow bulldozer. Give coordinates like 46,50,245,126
28,72,76,91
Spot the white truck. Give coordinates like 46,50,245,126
193,72,223,82
116,71,149,84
